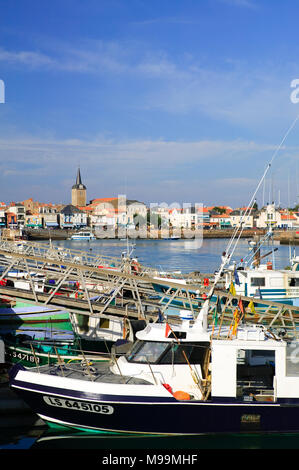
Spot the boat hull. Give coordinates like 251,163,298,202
5,343,109,368
9,365,299,435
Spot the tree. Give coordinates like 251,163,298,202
213,206,226,214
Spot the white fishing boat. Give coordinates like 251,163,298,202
70,231,95,240
9,300,299,435
70,310,146,351
224,231,299,306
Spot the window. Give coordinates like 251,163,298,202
126,340,210,366
160,342,209,365
251,277,265,287
126,341,169,364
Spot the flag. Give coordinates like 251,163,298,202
238,298,244,316
229,281,236,296
232,308,240,336
234,267,240,286
165,323,171,338
248,300,256,315
213,297,222,326
203,278,209,287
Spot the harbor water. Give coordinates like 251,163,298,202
1,237,299,454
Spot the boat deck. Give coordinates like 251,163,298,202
34,362,152,385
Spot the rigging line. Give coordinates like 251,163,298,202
224,112,299,264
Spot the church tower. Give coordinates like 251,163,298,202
72,167,86,207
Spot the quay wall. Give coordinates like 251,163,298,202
18,228,299,243
23,227,269,240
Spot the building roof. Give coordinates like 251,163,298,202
72,168,86,190
60,204,85,215
281,214,297,220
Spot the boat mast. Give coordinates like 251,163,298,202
194,113,299,332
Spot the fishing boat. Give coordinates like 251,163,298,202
70,231,95,240
224,231,299,307
2,330,110,368
71,310,147,353
8,303,299,435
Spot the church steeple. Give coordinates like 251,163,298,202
72,167,86,190
76,167,82,186
72,167,86,206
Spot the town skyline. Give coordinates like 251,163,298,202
1,168,298,233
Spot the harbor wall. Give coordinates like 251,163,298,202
23,227,268,240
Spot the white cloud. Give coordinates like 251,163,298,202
0,48,55,68
218,0,257,8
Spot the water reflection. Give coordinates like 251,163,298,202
2,423,299,450
29,428,299,450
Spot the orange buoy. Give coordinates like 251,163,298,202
173,390,191,401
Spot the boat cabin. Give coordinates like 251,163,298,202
225,264,299,305
113,321,299,403
71,231,95,239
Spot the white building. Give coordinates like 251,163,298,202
255,205,281,228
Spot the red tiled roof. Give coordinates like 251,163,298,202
91,198,118,203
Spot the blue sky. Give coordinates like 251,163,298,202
0,0,299,208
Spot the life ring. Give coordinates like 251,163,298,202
190,293,195,299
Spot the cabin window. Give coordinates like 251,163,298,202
237,349,275,402
286,342,299,376
159,342,209,366
126,340,210,366
289,278,299,287
126,340,169,364
251,277,265,287
99,318,110,329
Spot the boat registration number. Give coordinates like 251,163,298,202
11,351,40,363
43,396,114,414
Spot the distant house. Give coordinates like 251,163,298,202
60,204,87,229
39,205,60,229
6,204,25,228
209,212,232,229
229,209,255,228
255,204,281,228
25,213,43,228
278,211,298,229
86,196,147,229
0,208,6,228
